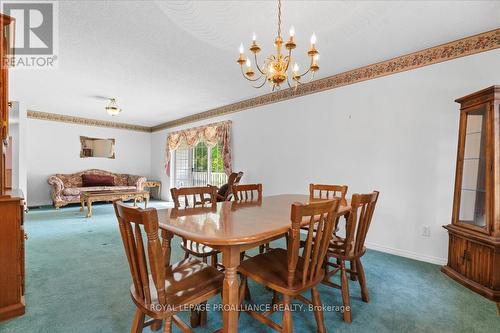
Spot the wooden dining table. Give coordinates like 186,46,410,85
157,194,351,333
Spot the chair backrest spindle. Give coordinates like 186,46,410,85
310,184,348,205
171,186,218,209
232,184,263,203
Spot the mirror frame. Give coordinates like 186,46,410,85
79,136,116,159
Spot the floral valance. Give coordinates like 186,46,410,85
165,120,232,176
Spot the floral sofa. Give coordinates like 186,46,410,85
48,169,146,208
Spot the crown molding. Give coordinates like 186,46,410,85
151,28,500,132
27,111,152,133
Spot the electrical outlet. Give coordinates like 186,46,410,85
422,225,431,237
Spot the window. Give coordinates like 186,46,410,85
173,142,228,188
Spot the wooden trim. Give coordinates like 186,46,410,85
0,298,25,322
0,14,14,25
444,224,500,246
151,28,500,132
456,86,500,105
441,265,500,302
27,29,500,133
27,111,152,133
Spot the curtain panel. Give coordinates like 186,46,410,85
164,120,232,176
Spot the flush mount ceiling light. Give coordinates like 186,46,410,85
105,98,121,116
237,0,319,91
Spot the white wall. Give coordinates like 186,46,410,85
150,49,500,265
27,119,151,207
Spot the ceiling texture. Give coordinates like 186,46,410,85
10,0,500,127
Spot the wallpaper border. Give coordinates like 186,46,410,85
27,111,152,133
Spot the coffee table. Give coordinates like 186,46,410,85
80,190,149,218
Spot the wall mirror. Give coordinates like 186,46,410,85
80,136,115,159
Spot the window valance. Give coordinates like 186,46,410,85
165,120,232,176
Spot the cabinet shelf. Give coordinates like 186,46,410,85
461,188,486,193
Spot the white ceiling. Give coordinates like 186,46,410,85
10,0,500,127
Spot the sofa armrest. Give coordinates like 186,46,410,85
48,175,65,206
128,175,147,191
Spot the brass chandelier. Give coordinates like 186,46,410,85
237,0,319,90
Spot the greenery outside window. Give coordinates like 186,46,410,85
173,141,228,188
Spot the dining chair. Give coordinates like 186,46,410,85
112,201,224,333
232,184,270,254
210,171,244,202
238,199,341,333
310,183,348,205
170,186,220,268
308,184,354,277
323,191,379,323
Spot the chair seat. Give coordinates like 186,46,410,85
181,239,219,256
297,234,365,260
299,215,325,232
327,235,366,260
238,248,323,295
131,257,223,317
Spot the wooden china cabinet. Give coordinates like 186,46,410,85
442,86,500,313
0,13,25,322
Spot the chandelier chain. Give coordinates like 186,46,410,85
277,0,282,38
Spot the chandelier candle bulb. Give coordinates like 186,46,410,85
237,42,246,65
245,59,254,77
310,32,317,45
286,25,296,49
292,63,300,81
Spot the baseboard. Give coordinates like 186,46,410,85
365,241,447,266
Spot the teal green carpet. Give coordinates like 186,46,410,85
1,202,499,333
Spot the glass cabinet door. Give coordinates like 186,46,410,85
458,106,487,228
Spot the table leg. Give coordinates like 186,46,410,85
80,197,85,212
86,199,92,218
222,245,241,333
145,195,149,208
